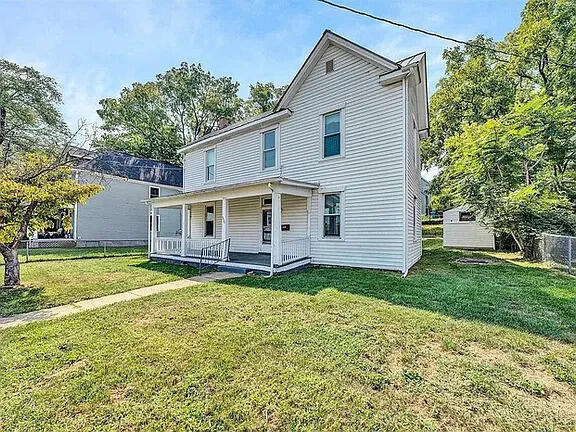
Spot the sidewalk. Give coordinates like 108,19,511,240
0,271,238,330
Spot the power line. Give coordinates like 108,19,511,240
317,0,576,70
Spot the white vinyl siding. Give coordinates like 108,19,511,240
75,171,180,241
443,207,495,250
182,44,407,270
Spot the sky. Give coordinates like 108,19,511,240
2,0,527,178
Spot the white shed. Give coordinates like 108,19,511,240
443,206,495,250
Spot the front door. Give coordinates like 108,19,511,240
260,209,272,253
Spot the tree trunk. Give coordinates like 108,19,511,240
1,246,21,287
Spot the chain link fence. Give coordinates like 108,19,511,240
15,239,149,263
539,233,574,274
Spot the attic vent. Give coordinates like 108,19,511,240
325,59,334,73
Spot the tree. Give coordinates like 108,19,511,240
96,63,243,164
0,60,102,287
422,36,516,168
243,82,287,117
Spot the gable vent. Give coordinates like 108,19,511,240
325,59,334,74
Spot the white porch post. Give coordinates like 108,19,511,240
150,205,157,255
222,198,229,260
306,195,312,257
180,204,187,257
271,190,282,269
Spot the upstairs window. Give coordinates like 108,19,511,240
205,205,215,237
149,187,159,199
325,59,334,73
262,130,276,169
205,148,215,181
323,193,341,237
323,111,341,158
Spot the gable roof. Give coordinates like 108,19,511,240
75,149,183,187
275,30,400,110
179,30,429,153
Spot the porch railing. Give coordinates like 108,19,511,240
281,236,310,266
186,238,222,257
155,237,181,255
199,238,231,272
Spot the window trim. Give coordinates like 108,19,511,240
412,195,418,242
149,186,160,199
412,115,419,168
261,127,278,171
204,147,216,183
204,203,216,238
319,106,346,161
318,190,345,241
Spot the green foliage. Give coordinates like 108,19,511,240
0,59,68,164
96,63,244,164
243,82,287,117
426,0,576,253
0,153,103,244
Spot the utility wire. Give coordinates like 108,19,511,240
317,0,576,70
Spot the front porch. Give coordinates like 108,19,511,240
147,178,317,274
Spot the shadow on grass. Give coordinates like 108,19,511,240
0,287,45,317
220,241,576,343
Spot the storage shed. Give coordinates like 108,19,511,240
443,206,495,250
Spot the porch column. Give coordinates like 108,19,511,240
271,190,282,268
150,205,157,255
180,204,187,257
221,198,229,240
221,198,229,260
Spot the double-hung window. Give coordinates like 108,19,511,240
323,111,341,158
323,193,341,237
205,148,215,182
262,130,276,169
205,205,215,237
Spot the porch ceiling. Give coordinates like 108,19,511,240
146,177,318,208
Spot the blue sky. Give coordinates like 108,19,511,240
2,0,525,128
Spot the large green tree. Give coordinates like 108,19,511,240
96,63,243,164
0,60,102,287
243,82,287,117
429,0,576,256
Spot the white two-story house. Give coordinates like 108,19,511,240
147,30,428,275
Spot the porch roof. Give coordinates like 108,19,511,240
145,177,319,207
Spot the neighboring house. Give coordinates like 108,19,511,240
33,150,183,246
420,177,431,216
443,206,495,250
147,30,429,274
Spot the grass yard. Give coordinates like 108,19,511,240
422,223,443,238
0,256,198,317
0,245,148,264
1,240,575,430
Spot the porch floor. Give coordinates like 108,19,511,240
228,252,271,266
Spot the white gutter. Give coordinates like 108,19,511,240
178,109,292,154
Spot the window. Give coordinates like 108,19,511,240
205,149,215,181
149,187,159,198
261,197,272,207
262,130,276,169
205,205,215,237
323,193,341,237
459,212,476,222
323,111,341,158
325,59,334,73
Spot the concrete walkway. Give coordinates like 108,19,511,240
0,271,239,330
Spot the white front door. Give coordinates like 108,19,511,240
260,209,272,253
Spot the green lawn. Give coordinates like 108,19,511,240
422,223,443,238
0,240,575,430
0,245,148,264
0,256,199,317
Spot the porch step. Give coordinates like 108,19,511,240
217,265,249,274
